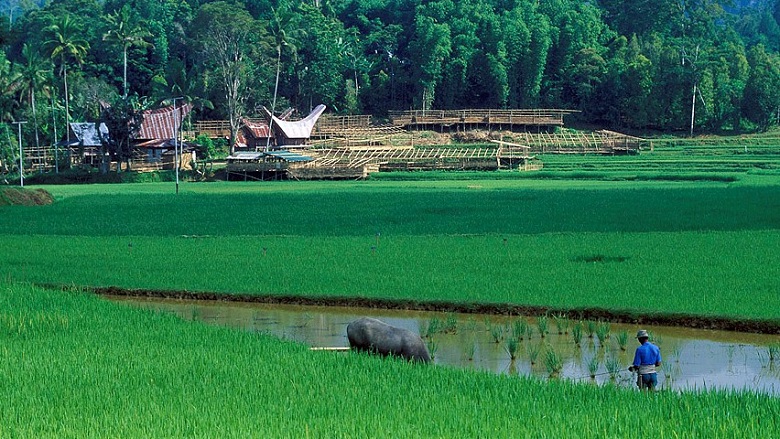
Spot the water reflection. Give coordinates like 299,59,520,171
111,296,780,395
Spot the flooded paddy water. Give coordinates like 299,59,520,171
111,296,780,395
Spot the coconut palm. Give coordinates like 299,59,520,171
154,58,214,127
263,4,305,150
44,14,89,144
12,43,52,151
0,50,20,123
268,5,305,114
103,5,153,99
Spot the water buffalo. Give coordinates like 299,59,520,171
346,317,431,363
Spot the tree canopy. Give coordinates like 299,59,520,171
1,0,779,139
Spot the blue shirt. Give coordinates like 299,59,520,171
633,341,661,367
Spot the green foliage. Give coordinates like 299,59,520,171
490,323,504,343
2,282,778,437
527,342,542,365
605,355,623,380
1,0,780,132
512,318,528,341
742,44,780,131
553,313,570,335
616,330,629,351
544,345,563,377
572,322,583,345
587,355,599,378
504,335,520,360
586,320,597,339
536,315,548,338
596,321,611,346
193,133,218,159
464,336,476,361
98,94,145,172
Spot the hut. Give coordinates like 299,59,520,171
65,122,109,166
134,103,193,168
236,118,273,151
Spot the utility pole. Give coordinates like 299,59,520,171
13,121,27,187
682,45,705,138
51,92,59,173
172,97,183,194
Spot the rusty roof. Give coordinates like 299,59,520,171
241,118,272,138
137,103,193,140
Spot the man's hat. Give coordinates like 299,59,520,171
636,329,650,339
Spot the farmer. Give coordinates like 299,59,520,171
628,329,662,390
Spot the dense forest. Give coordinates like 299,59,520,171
1,0,780,150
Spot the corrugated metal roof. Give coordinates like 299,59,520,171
268,104,326,140
137,103,192,140
265,150,313,162
241,118,271,138
226,150,313,162
226,152,264,160
135,138,193,149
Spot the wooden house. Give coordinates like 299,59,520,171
134,104,193,166
236,118,273,151
66,122,109,166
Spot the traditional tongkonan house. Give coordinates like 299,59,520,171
264,104,326,149
225,105,326,180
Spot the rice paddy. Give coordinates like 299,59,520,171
1,162,779,436
3,282,779,438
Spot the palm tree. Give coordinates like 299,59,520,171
44,14,89,144
265,4,305,149
0,52,20,179
103,5,153,99
0,50,20,123
13,44,52,151
269,6,299,113
154,58,214,129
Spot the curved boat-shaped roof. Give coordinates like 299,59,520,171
266,104,326,140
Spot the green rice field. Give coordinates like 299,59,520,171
1,164,780,436
1,176,779,321
1,282,778,437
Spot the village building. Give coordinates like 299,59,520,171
225,105,327,180
64,104,195,171
264,104,326,148
64,122,109,167
134,104,195,170
236,118,272,151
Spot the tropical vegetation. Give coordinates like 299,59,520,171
0,0,779,154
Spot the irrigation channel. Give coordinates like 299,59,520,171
111,296,780,395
